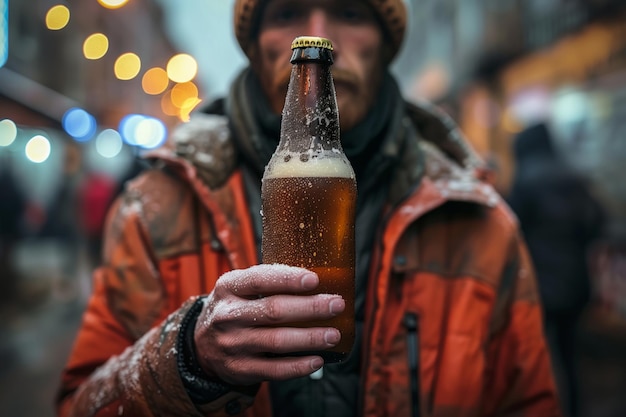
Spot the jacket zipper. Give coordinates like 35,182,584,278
404,312,420,417
360,180,425,415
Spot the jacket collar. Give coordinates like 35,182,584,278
148,99,499,235
421,140,499,209
391,101,498,212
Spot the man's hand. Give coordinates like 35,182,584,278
193,264,345,386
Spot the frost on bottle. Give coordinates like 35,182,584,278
261,36,356,363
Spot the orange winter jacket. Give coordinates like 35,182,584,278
57,103,561,417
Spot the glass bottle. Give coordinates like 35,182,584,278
261,36,357,363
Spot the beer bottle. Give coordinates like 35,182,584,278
261,36,357,363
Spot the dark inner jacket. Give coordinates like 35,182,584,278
201,68,409,417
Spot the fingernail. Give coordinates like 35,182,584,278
301,273,318,290
324,329,340,345
310,357,323,370
329,298,345,314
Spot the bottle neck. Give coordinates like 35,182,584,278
279,57,340,154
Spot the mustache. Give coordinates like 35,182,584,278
331,68,360,90
276,67,360,93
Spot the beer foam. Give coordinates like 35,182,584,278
265,151,354,179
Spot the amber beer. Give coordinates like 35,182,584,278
261,36,356,363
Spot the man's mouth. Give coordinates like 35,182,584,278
332,69,359,95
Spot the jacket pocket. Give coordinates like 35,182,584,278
404,312,420,417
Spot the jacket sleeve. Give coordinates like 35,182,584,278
56,190,257,417
483,232,562,417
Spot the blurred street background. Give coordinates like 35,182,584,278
2,0,626,416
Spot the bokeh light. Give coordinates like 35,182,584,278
142,67,169,95
135,118,167,149
119,114,145,146
166,54,198,83
95,129,123,158
45,5,70,31
0,119,17,146
118,114,167,149
160,83,202,121
97,0,129,9
25,135,51,163
160,91,179,117
179,97,202,122
83,33,109,60
170,82,199,108
552,88,588,125
62,108,97,142
114,53,141,80
501,108,523,134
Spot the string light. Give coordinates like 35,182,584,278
97,0,130,10
166,54,198,83
45,5,70,30
0,119,17,146
142,67,169,95
114,52,141,80
25,135,51,163
83,33,109,60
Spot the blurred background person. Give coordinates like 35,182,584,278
508,122,606,417
76,170,116,269
38,142,84,300
0,155,27,315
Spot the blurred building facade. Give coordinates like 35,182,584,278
0,0,189,222
4,0,178,124
0,0,190,309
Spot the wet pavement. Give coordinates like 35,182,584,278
0,297,85,417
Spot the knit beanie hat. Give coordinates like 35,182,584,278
233,0,407,62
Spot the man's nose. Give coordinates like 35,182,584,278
305,10,335,41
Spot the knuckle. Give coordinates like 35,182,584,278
265,331,281,351
265,364,281,380
247,265,269,292
210,301,234,328
220,336,239,356
264,298,282,322
267,359,311,381
248,278,264,294
280,272,294,287
213,277,230,298
273,363,298,380
311,298,325,316
217,269,244,294
222,357,237,375
309,330,321,346
291,361,308,379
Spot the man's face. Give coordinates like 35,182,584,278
254,0,385,131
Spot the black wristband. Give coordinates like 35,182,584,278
176,297,232,404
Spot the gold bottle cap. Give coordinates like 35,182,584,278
291,36,333,51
